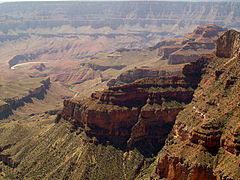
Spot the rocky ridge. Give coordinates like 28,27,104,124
155,24,227,64
108,25,226,87
62,58,205,155
152,30,240,179
0,77,50,119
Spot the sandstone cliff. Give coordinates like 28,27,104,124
166,24,226,64
216,29,240,58
105,25,224,88
107,68,175,87
62,59,204,155
153,30,240,180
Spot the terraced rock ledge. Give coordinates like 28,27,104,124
153,30,240,179
62,58,205,155
0,77,50,119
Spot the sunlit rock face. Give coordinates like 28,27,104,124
62,59,203,155
154,30,240,180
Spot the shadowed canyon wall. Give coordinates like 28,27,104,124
62,59,206,155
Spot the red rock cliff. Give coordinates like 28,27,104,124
62,60,204,155
154,30,240,179
167,24,226,64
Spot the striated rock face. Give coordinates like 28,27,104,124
168,54,200,65
216,29,240,58
167,24,227,64
107,68,175,87
156,154,216,180
154,30,240,179
62,60,204,155
106,25,223,88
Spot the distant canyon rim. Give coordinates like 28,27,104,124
0,1,240,180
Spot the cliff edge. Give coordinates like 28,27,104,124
0,77,50,119
62,58,206,155
153,30,240,179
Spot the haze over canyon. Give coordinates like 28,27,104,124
0,1,239,180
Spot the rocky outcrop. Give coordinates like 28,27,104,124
62,59,204,155
0,77,50,119
107,68,176,87
156,154,216,180
153,30,240,179
216,29,240,58
80,63,126,71
167,24,227,64
168,54,200,64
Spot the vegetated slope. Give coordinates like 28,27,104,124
149,30,240,179
0,120,145,180
0,77,50,119
0,24,227,101
0,29,239,180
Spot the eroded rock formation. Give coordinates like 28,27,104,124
153,30,240,179
166,24,227,64
107,68,177,87
216,29,240,58
0,77,50,119
62,59,204,155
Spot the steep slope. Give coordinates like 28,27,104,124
0,29,239,180
0,120,145,180
62,57,205,156
108,24,226,87
151,30,240,180
0,77,50,119
154,24,227,64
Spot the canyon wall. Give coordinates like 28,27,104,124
62,59,205,155
153,30,240,180
107,24,226,87
0,77,50,119
0,2,240,31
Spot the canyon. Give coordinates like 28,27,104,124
0,77,50,119
60,30,240,179
0,29,238,179
0,1,239,179
153,30,240,180
62,59,204,155
0,24,225,100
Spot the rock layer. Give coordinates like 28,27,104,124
153,30,240,179
166,24,226,64
62,60,204,155
0,77,50,119
216,29,240,58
